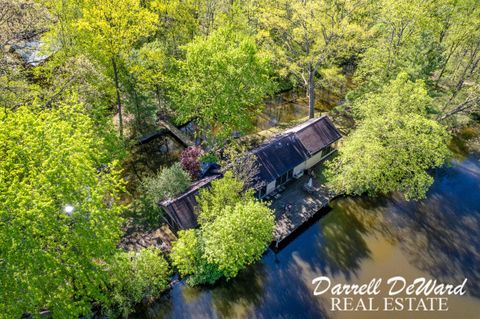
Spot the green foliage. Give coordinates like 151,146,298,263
202,200,274,279
103,247,171,318
125,40,171,135
4,0,480,314
199,153,219,164
142,163,191,206
170,172,274,285
354,73,432,118
257,0,366,116
196,171,252,225
149,0,200,48
171,25,276,144
170,229,199,276
0,100,125,318
170,229,223,285
74,0,160,136
75,0,158,62
353,0,443,95
127,163,190,228
327,73,451,200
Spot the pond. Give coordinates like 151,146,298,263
134,150,480,318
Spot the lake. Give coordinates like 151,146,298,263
134,147,480,318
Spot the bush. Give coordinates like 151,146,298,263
199,152,219,163
196,171,247,225
202,200,274,279
103,248,171,318
142,163,191,206
180,146,204,179
170,229,222,286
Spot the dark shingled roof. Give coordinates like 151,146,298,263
252,134,309,184
159,174,221,229
286,116,342,155
253,115,341,183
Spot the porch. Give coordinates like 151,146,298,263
267,162,336,246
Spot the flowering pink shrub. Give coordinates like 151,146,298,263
180,146,204,179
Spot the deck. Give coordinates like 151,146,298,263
268,163,336,246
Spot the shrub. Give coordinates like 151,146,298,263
199,152,219,163
202,200,274,279
103,248,171,318
196,171,248,225
170,229,222,286
142,163,191,206
180,146,204,179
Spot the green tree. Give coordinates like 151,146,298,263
353,0,443,95
170,229,223,285
75,0,159,137
128,163,191,228
257,0,366,118
103,247,171,318
0,99,125,318
202,200,274,279
196,171,248,224
326,73,451,200
149,0,199,49
170,172,274,285
171,25,275,145
433,0,480,123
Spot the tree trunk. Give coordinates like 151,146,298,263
308,69,315,119
436,42,458,87
112,57,123,138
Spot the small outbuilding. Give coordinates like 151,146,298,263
159,174,221,229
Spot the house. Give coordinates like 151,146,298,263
253,116,341,198
159,115,341,230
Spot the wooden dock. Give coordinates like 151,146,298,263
269,169,336,247
158,119,195,147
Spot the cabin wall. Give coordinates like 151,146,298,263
306,150,325,169
266,181,276,195
293,162,306,175
306,146,336,169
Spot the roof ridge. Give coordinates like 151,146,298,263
160,174,220,206
252,115,331,153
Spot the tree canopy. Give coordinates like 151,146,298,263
0,100,125,317
327,73,451,200
257,0,366,118
171,25,276,144
2,0,480,316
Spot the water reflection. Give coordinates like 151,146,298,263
386,159,480,297
135,155,480,318
315,204,373,279
255,90,334,132
210,264,267,318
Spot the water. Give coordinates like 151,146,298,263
254,90,335,132
135,153,480,318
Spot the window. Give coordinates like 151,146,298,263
276,169,293,187
287,170,293,179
